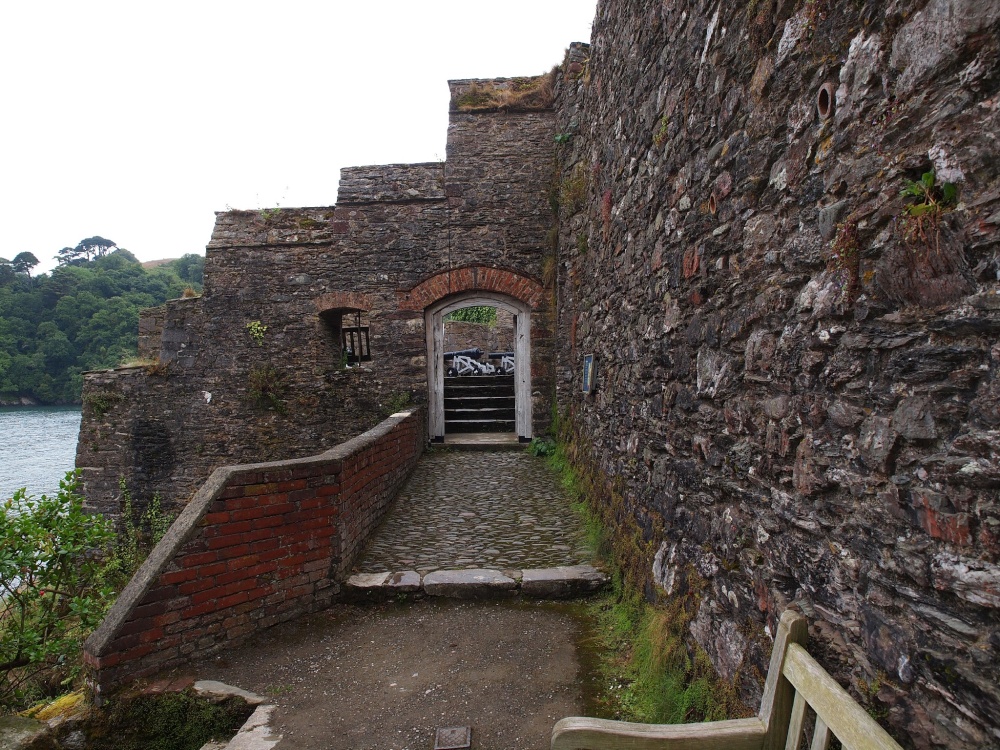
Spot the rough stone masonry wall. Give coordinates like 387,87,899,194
78,90,557,517
78,296,399,519
83,408,423,697
554,2,1000,748
444,316,515,355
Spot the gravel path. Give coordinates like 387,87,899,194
354,451,591,574
193,599,586,750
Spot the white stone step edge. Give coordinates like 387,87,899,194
194,681,280,750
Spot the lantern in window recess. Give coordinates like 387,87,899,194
342,310,372,365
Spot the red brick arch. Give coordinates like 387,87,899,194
396,266,543,311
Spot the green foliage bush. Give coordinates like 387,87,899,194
444,306,497,326
527,437,556,457
0,249,204,404
0,473,115,708
0,472,174,710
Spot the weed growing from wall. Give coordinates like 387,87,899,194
455,74,555,112
542,254,558,289
828,219,861,303
245,320,268,347
83,389,126,418
652,115,670,148
546,225,560,252
601,190,613,240
559,163,589,214
247,364,287,412
898,170,958,258
106,478,174,587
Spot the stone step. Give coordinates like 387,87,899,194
445,375,514,386
445,377,514,388
444,386,515,399
445,419,515,433
345,565,608,602
444,404,514,422
444,396,516,409
438,433,523,449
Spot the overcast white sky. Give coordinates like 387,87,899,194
1,1,596,274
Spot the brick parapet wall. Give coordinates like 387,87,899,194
83,408,423,696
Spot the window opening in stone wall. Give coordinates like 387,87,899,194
319,308,371,368
342,310,371,365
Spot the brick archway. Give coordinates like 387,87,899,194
398,266,544,312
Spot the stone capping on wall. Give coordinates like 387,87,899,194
447,77,555,113
83,407,424,696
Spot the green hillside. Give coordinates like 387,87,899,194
0,240,203,404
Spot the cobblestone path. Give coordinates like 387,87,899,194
354,450,592,573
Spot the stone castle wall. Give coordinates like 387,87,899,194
444,317,515,356
75,3,1000,742
552,2,1000,747
78,82,556,517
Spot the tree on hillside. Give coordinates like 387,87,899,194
10,252,39,278
0,238,204,404
56,236,117,265
170,254,205,285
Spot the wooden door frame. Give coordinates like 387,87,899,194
425,292,532,442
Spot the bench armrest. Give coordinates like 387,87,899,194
551,716,767,750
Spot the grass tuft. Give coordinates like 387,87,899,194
545,440,748,724
455,73,555,113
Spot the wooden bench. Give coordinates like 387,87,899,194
552,610,903,750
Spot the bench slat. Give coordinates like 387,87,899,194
810,717,831,750
550,716,767,750
760,611,809,750
784,692,807,750
782,643,902,750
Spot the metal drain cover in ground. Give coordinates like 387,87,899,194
434,726,472,749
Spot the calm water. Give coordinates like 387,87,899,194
0,406,82,502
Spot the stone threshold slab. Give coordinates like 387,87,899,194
345,565,608,601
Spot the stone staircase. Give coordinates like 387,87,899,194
444,375,515,433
